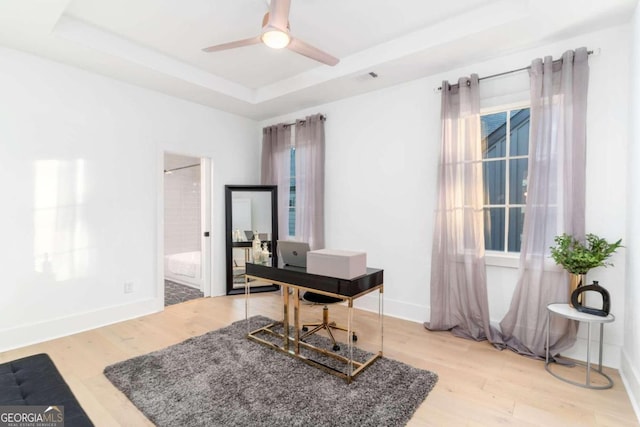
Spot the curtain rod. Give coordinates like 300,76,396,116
436,49,596,91
164,163,200,174
282,114,326,127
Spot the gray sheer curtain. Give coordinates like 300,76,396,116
261,123,291,240
426,75,498,341
498,48,589,357
294,114,325,250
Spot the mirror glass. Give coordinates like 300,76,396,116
225,185,278,295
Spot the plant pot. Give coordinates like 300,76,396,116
569,273,586,307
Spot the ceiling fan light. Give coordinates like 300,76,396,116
261,29,290,49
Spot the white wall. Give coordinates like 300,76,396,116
260,25,630,368
622,2,640,418
0,46,258,352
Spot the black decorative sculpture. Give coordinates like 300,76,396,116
571,280,610,317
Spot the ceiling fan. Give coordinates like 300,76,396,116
201,0,339,66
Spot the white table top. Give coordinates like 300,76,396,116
547,303,615,323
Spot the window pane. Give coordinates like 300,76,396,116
508,207,525,252
509,158,528,204
484,208,505,251
509,109,530,156
483,160,505,205
481,112,507,158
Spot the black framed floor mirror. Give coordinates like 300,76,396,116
225,185,279,295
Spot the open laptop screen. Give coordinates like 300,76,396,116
278,241,310,268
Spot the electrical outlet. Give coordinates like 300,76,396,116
124,282,134,294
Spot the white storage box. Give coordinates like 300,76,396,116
307,249,366,279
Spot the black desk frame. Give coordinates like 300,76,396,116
244,263,384,383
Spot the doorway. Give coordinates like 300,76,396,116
162,152,211,306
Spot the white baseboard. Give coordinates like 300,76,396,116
0,292,625,372
354,293,428,324
621,350,640,423
355,295,623,369
0,298,162,353
560,336,621,369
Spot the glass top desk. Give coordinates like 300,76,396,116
244,263,384,383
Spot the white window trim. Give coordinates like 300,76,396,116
485,252,520,268
480,101,530,116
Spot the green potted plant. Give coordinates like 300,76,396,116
550,233,622,305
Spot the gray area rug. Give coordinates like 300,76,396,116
104,316,438,427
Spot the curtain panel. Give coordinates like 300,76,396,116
261,123,291,240
426,75,498,342
294,114,326,250
498,48,589,357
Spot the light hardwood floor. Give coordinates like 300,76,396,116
1,293,637,426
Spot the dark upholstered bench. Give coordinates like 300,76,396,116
0,353,93,426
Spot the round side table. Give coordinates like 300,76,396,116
545,303,615,389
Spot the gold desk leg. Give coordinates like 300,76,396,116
282,284,289,352
347,298,354,383
246,278,384,383
380,285,384,357
294,288,300,355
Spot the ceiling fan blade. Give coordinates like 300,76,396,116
288,38,339,66
267,0,291,30
202,36,261,53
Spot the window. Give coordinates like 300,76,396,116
288,147,296,236
481,107,530,253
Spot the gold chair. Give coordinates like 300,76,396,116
300,292,357,351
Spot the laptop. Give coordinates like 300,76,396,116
278,241,310,268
